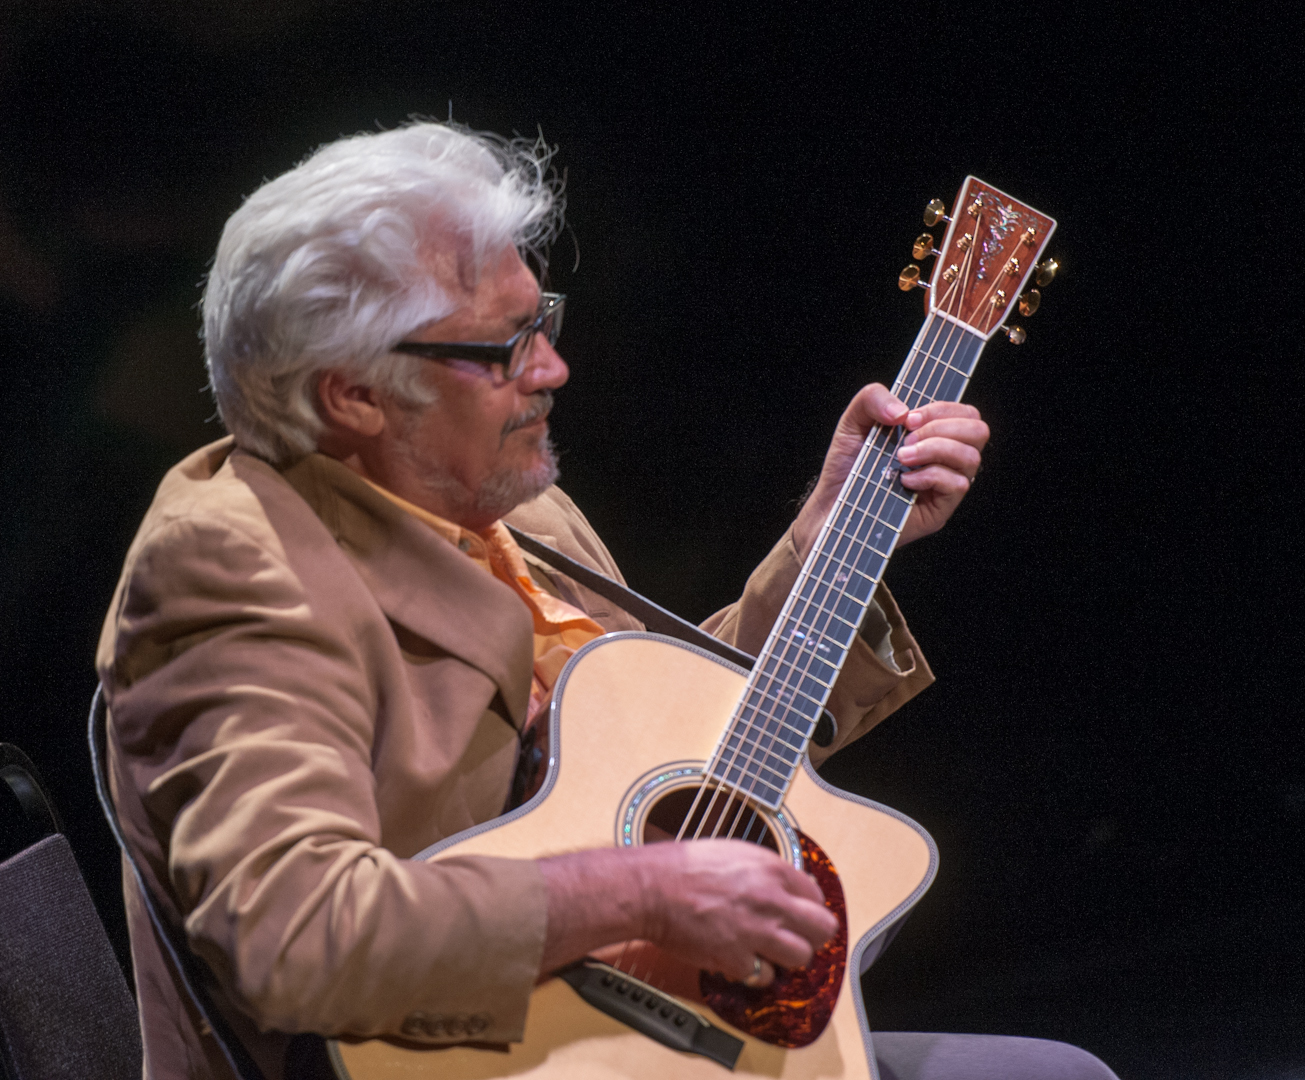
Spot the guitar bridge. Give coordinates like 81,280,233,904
557,959,743,1070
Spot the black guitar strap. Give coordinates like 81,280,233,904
504,525,756,671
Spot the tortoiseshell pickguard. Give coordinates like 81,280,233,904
698,831,847,1048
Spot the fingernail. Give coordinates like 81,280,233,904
898,444,918,462
908,410,923,427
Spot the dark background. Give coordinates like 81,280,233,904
1,3,1300,1078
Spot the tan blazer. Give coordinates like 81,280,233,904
97,437,933,1080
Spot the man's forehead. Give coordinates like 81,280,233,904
410,245,539,337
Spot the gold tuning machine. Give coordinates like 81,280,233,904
1034,258,1059,286
913,233,939,260
1003,325,1027,344
898,264,927,291
923,199,950,227
1018,289,1041,316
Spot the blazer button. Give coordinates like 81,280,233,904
400,1012,443,1038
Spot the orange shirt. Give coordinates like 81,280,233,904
364,483,606,722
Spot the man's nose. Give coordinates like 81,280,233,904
517,335,569,392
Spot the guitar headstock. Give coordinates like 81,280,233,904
899,177,1057,342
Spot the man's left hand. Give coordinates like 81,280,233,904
793,383,989,561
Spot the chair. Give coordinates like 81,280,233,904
0,743,142,1080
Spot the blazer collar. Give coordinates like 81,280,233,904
277,452,535,728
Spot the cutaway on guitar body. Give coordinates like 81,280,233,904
330,633,938,1079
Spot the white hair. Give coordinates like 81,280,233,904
202,122,564,465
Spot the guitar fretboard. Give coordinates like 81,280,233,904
707,315,985,810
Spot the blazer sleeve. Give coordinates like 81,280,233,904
700,524,935,766
98,512,547,1044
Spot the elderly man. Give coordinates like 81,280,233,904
98,123,1115,1080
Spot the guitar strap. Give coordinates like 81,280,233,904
509,530,833,750
504,525,756,670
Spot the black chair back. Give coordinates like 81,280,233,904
0,744,141,1080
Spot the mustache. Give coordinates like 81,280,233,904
501,390,554,437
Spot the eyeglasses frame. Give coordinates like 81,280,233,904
391,292,566,379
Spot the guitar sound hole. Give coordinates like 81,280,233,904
642,785,779,852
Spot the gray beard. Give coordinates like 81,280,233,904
401,431,560,523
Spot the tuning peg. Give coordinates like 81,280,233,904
923,199,950,227
1003,325,1027,344
913,233,939,261
1017,289,1041,316
898,264,928,291
1034,258,1059,286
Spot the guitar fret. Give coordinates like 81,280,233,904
737,708,816,744
743,682,816,717
726,732,801,768
722,740,800,776
738,710,814,745
743,680,825,728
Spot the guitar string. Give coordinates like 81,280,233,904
685,310,976,847
707,205,1001,827
701,384,953,836
628,431,918,979
666,224,992,992
713,257,982,797
686,200,1015,989
699,302,990,864
685,395,927,830
699,203,992,819
618,198,1002,985
672,421,912,841
617,314,975,987
636,319,976,990
675,320,975,880
695,311,976,834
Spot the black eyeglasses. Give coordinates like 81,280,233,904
392,293,566,380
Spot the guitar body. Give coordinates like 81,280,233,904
330,632,937,1079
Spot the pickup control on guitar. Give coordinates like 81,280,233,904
557,959,745,1070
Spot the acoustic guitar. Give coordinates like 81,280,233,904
329,176,1057,1079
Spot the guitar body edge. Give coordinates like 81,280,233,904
331,631,938,1080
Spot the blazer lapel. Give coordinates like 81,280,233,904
278,453,535,728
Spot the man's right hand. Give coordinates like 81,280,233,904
536,841,838,988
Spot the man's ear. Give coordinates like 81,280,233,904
317,370,386,438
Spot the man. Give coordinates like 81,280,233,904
98,123,1116,1079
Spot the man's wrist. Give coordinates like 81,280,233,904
537,847,662,971
630,846,663,944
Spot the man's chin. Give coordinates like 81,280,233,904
405,438,559,523
470,442,560,520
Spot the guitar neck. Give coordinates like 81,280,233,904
706,175,1056,813
706,316,987,810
